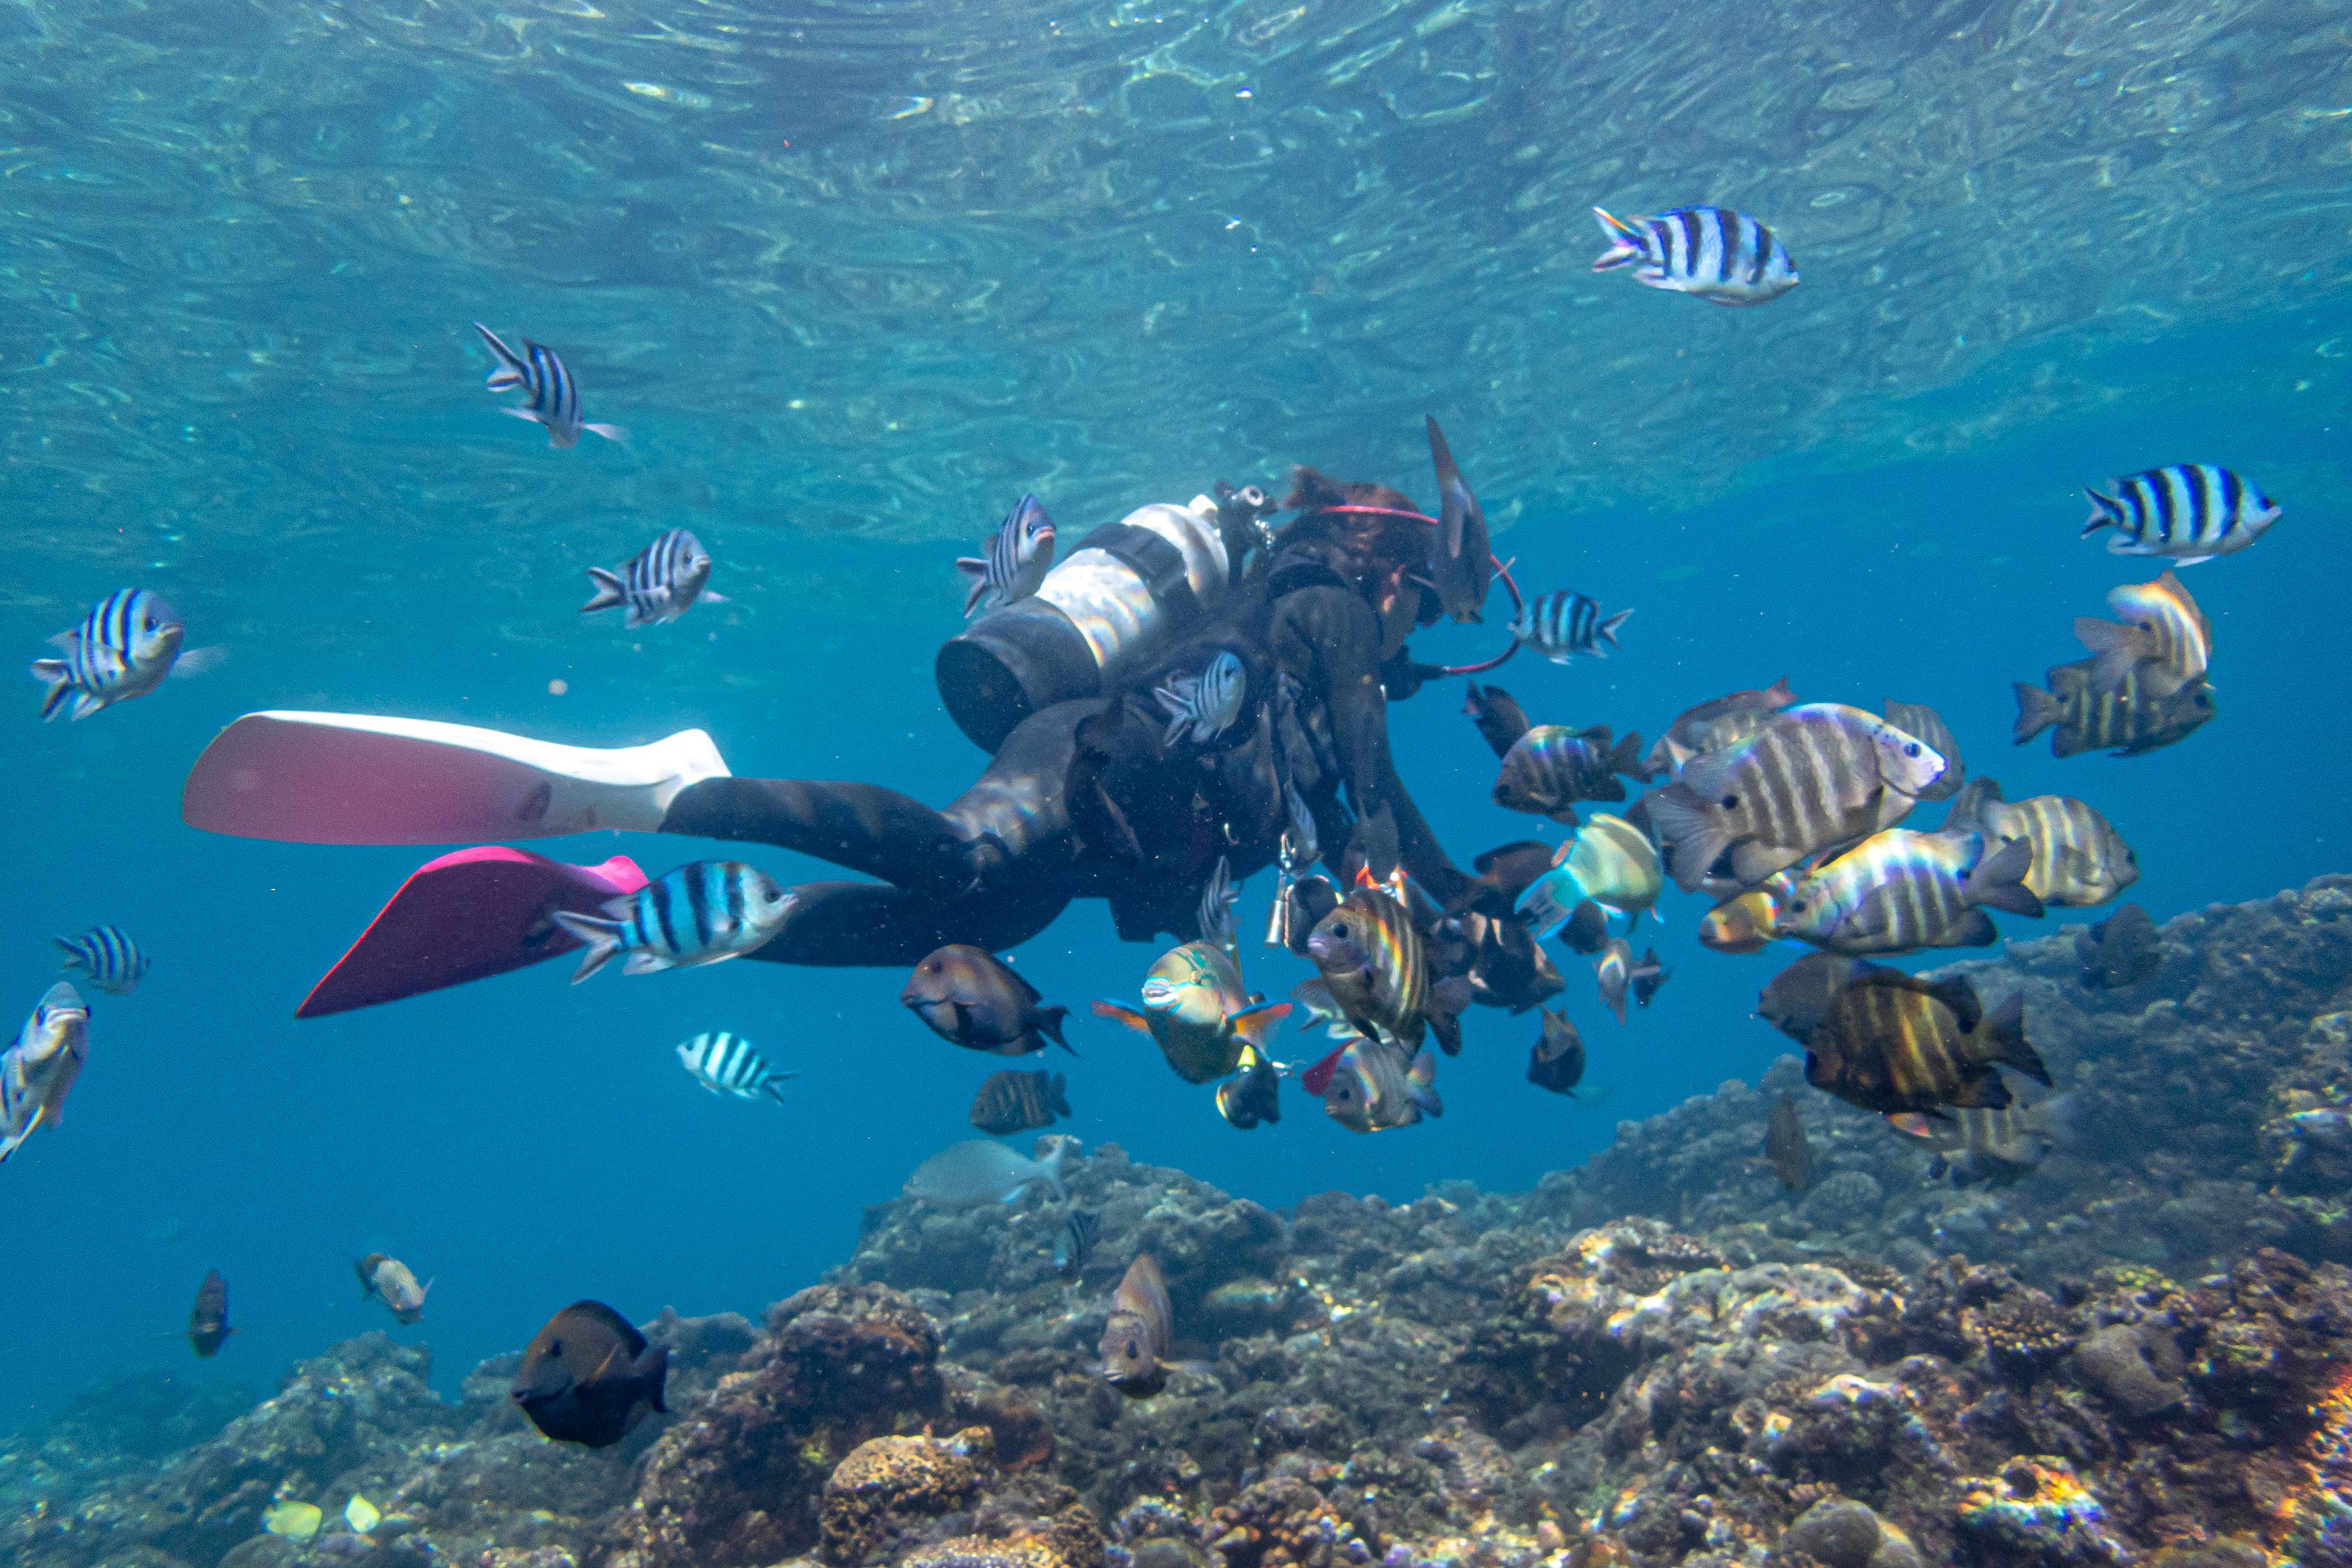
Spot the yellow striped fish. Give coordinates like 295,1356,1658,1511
1942,778,2137,908
1806,969,2047,1115
2073,569,2209,698
1305,886,1468,1054
2014,658,2213,758
1779,829,2042,956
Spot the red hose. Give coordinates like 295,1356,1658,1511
1308,503,1523,676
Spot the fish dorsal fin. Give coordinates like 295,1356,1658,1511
562,1300,647,1357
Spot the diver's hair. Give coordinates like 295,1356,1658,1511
1283,466,1416,519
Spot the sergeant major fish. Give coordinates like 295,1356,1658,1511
31,589,223,722
1777,829,2042,956
2082,464,2277,564
1886,1100,2071,1185
1941,778,2137,909
904,946,1074,1056
473,323,627,448
676,1031,797,1103
1644,677,1800,778
1591,204,1799,306
958,494,1057,616
581,529,725,629
2014,658,2213,758
1492,724,1650,827
1321,1036,1442,1133
1511,590,1630,662
53,924,147,995
0,983,89,1164
356,1253,432,1325
551,861,793,982
511,1300,668,1448
1156,651,1245,747
970,1068,1071,1135
1803,966,2048,1116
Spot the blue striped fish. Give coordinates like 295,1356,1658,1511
1511,590,1631,663
675,1031,796,1104
53,926,147,996
551,861,794,982
30,589,223,722
581,529,725,629
1154,651,1245,746
0,982,89,1164
957,495,1057,616
1592,206,1798,306
473,323,627,449
2083,465,2279,566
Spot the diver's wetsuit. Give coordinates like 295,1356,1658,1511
656,481,1474,968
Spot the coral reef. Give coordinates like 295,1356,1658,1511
13,878,2352,1568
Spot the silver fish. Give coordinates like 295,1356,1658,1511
474,323,626,448
1591,205,1798,306
2083,464,2277,565
0,983,89,1164
582,528,725,629
1511,590,1630,662
957,495,1057,616
1156,651,1245,746
31,589,223,722
676,1031,797,1103
53,925,147,996
550,861,793,982
904,1135,1076,1208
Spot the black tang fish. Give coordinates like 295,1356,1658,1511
512,1300,669,1448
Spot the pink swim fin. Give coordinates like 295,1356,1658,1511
297,846,648,1018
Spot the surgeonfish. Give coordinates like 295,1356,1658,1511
1306,885,1468,1054
1056,1207,1100,1278
676,1031,798,1103
30,588,223,722
1941,778,2137,909
958,494,1057,617
2082,463,2277,564
550,861,793,982
1491,725,1650,827
1463,682,1533,760
904,1136,1075,1207
1880,702,1966,805
1155,651,1245,747
1214,1045,1284,1130
2073,569,2209,698
1099,1252,1190,1398
580,528,725,629
1096,941,1287,1084
473,323,627,448
356,1253,432,1325
1423,416,1494,625
2014,658,2214,758
0,982,89,1164
1515,814,1665,939
1644,703,1947,893
2075,903,2162,989
1644,677,1800,778
1764,1093,1814,1192
1777,830,2042,956
1525,1008,1585,1096
904,945,1074,1056
970,1068,1071,1135
1511,589,1631,662
186,1269,234,1357
1321,1036,1442,1133
1593,937,1663,1025
511,1300,668,1448
1591,204,1799,306
1800,966,2048,1116
52,925,147,995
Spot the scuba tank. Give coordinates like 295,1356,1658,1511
936,485,1276,752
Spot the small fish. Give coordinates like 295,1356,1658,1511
1306,886,1468,1054
52,925,147,996
1214,1045,1284,1130
1055,1207,1100,1278
1511,590,1631,663
1698,878,1793,954
1289,977,1358,1039
1592,204,1799,306
345,1497,382,1535
1886,1099,2066,1184
1593,937,1663,1025
2075,903,2162,989
581,529,725,629
1458,907,1566,1014
1155,651,1246,747
1492,725,1650,827
1941,778,2137,908
1525,1008,1585,1096
1198,855,1239,953
551,861,793,982
906,1135,1076,1207
1099,1252,1188,1397
1644,677,1800,778
676,1031,797,1103
1463,682,1534,759
30,588,223,722
1632,948,1670,1008
1805,967,2048,1116
905,946,1074,1056
1322,1036,1442,1133
1764,1093,1813,1191
0,982,89,1164
473,323,626,448
186,1269,235,1358
1516,814,1664,939
2014,659,2214,758
1777,829,2042,956
2074,569,2209,698
1096,942,1287,1083
1423,417,1493,624
512,1300,668,1448
958,494,1057,617
1448,839,1558,918
263,1502,325,1542
970,1068,1071,1136
1880,701,1966,805
1554,899,1612,956
2082,464,2277,565
1266,787,1321,948
355,1253,432,1325
1275,873,1341,958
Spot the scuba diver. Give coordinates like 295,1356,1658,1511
181,421,1553,1017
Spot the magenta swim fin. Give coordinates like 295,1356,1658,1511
297,846,650,1018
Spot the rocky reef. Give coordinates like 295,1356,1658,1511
10,878,2352,1568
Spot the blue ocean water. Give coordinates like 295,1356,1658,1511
3,0,2347,1423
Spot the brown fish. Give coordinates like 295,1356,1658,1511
1764,1093,1814,1192
186,1269,234,1358
904,946,1073,1056
1307,886,1468,1053
2014,659,2214,758
2075,903,2161,988
1806,971,2048,1116
1447,839,1556,918
1526,1008,1585,1096
1758,952,1855,1048
356,1252,431,1325
969,1069,1071,1136
1425,416,1494,625
1463,683,1533,759
1643,676,1799,778
1099,1253,1179,1399
512,1300,669,1448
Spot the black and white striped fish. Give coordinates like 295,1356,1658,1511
53,926,147,996
1198,855,1238,952
957,495,1057,617
1,982,89,1164
1591,206,1799,307
581,529,726,629
30,589,223,722
473,323,627,448
1156,651,1245,746
675,1031,796,1104
1511,590,1631,663
2082,464,2278,565
552,861,794,982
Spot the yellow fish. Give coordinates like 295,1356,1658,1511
1515,813,1663,938
1095,943,1287,1084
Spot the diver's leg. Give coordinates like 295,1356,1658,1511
742,879,1072,967
660,778,975,890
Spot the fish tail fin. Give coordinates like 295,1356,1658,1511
583,422,628,444
639,1343,670,1413
1228,1000,1292,1048
2081,488,2121,536
1407,1047,1444,1118
955,558,991,616
1426,975,1472,1056
549,911,623,982
2012,682,2064,744
1591,207,1643,270
1092,1000,1155,1036
1964,834,2044,918
2038,1090,2090,1152
1606,730,1651,781
1041,1136,1074,1199
580,567,628,614
51,937,88,974
1973,990,2049,1085
1595,608,1633,651
1642,784,1730,894
1035,1005,1075,1055
1048,1072,1071,1119
1153,682,1199,747
30,659,74,721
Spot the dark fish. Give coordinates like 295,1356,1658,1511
52,925,147,996
1424,416,1493,624
1493,725,1650,827
2014,658,2214,758
2075,903,2161,989
1644,677,1800,778
970,1069,1071,1135
1806,970,2047,1116
1055,1208,1100,1278
2083,464,2278,565
1214,1046,1283,1130
1758,952,1856,1048
512,1300,669,1448
1307,886,1468,1054
474,323,626,448
958,494,1057,616
1631,948,1670,1008
1463,682,1533,759
1556,899,1611,956
1099,1253,1177,1398
905,946,1074,1056
1321,1036,1442,1133
1526,1008,1585,1096
1593,937,1663,1025
186,1269,234,1358
1448,840,1558,918
581,528,724,629
1279,875,1340,957
1592,204,1799,306
1459,909,1565,1014
1764,1093,1813,1192
1881,702,1965,804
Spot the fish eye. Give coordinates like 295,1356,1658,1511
1719,795,1738,810
1903,742,1920,757
1125,1339,1139,1359
1334,923,1351,939
546,1339,561,1357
